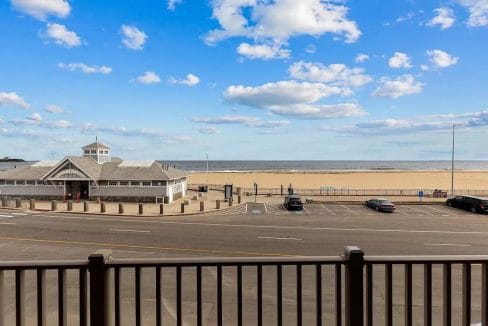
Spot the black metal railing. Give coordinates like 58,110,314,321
1,247,488,325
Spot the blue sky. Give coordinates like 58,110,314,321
1,0,488,160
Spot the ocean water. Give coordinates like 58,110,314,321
3,160,488,172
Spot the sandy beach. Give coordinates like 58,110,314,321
188,171,488,190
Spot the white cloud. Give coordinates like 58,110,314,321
426,49,459,68
169,73,200,86
192,115,290,128
46,120,71,128
289,61,372,89
355,53,369,63
82,123,191,143
373,74,423,98
167,0,182,10
121,25,147,50
224,80,365,119
427,7,455,30
26,112,42,122
388,52,412,69
197,126,220,134
237,43,290,60
11,0,71,20
43,23,81,47
135,71,161,84
58,62,112,74
457,0,488,27
421,64,429,71
45,104,64,113
205,0,361,46
0,92,30,109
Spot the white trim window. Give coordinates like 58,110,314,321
119,181,129,186
142,181,151,187
108,181,118,186
130,181,140,187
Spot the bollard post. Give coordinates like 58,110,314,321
100,202,106,213
344,246,365,326
138,203,143,215
84,201,89,212
159,203,164,215
67,200,73,211
200,201,204,212
29,199,35,210
118,203,124,214
181,203,185,214
89,250,112,326
238,195,242,204
216,200,220,209
15,198,21,208
229,198,233,207
1,198,7,207
51,200,57,211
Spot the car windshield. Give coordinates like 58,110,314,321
378,200,391,204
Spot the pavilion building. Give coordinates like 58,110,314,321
0,141,188,203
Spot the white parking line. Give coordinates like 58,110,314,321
424,206,451,215
109,229,150,233
258,236,302,241
405,206,434,216
302,206,311,215
0,214,13,218
424,243,472,247
11,213,28,216
341,205,360,215
320,205,336,215
0,222,16,225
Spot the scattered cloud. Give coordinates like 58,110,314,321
421,64,429,71
45,104,64,114
26,112,42,122
237,43,290,60
384,11,417,26
169,73,200,86
388,52,412,69
426,49,459,68
373,74,423,98
135,71,161,84
11,0,71,20
427,7,455,30
457,0,488,27
355,53,369,63
224,80,365,119
289,61,372,89
167,0,182,11
204,0,361,52
305,44,317,54
196,126,220,134
121,25,147,50
42,23,81,47
0,92,30,109
192,115,290,128
58,62,112,74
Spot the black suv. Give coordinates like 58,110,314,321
446,196,488,214
284,194,303,211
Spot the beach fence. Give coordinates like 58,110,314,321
188,184,488,197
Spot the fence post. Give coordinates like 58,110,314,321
344,246,365,326
229,198,233,207
51,200,57,211
118,203,124,214
216,200,220,209
200,201,204,212
15,198,22,208
1,198,7,207
88,250,112,326
84,201,89,212
138,204,143,215
100,202,105,213
159,203,164,215
67,200,73,211
29,199,35,210
181,203,185,213
238,195,242,204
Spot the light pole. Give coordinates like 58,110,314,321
451,124,461,197
205,153,209,191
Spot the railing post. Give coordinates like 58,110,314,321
89,250,112,326
344,246,365,326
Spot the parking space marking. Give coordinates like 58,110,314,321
341,205,360,215
394,209,410,216
424,243,472,247
0,222,16,225
258,236,302,241
0,214,13,218
424,206,452,215
320,205,336,215
109,229,150,233
11,212,28,216
404,206,434,216
302,206,311,215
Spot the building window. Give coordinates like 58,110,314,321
16,180,26,185
5,180,14,185
90,149,96,154
99,181,108,186
26,180,35,185
84,150,90,154
130,181,140,186
36,181,48,186
142,181,151,187
119,181,129,186
0,180,5,185
152,181,166,186
109,181,118,186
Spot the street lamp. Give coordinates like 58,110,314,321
205,153,209,191
451,124,462,197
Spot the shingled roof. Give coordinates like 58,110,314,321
82,141,110,150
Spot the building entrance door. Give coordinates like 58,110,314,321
66,181,89,199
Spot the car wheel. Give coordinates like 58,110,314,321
376,206,380,212
471,207,477,213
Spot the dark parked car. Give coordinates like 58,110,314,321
284,194,303,211
365,198,396,212
446,196,488,214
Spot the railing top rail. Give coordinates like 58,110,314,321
0,260,88,270
365,254,488,264
107,256,344,267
